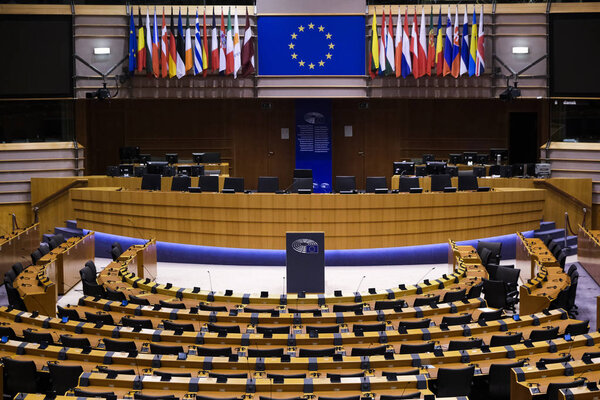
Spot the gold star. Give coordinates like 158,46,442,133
328,42,335,49
299,60,305,67
318,25,325,32
308,23,314,29
291,33,297,39
291,53,297,59
318,60,325,67
288,43,295,49
325,33,332,39
326,53,332,59
309,63,315,69
298,25,305,32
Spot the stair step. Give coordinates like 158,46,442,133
65,220,78,230
537,221,556,232
533,228,565,241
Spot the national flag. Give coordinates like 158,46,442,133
241,7,255,76
418,8,427,78
145,8,153,76
435,8,444,75
202,9,209,76
476,6,485,76
225,8,234,75
137,8,145,72
451,6,460,78
385,8,395,75
128,9,137,74
394,9,402,78
152,8,159,77
460,8,469,76
443,9,452,76
369,10,379,78
233,8,241,78
194,10,203,75
468,9,477,77
168,8,177,78
379,9,386,75
410,11,419,78
401,9,411,78
161,8,168,78
185,9,193,72
211,9,219,72
176,8,186,78
219,10,227,74
427,7,436,76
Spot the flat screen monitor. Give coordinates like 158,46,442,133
146,161,168,175
335,176,356,192
393,162,415,176
448,154,462,165
119,164,134,177
192,152,222,164
199,175,219,192
177,165,192,176
426,161,447,175
463,152,477,165
138,154,151,164
512,163,525,177
165,153,178,165
192,153,203,164
223,177,245,192
490,148,509,164
476,154,489,165
119,146,140,163
422,154,435,164
294,169,313,179
191,165,204,177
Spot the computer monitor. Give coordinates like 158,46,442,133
192,153,203,164
490,148,509,164
106,166,119,177
476,154,489,165
512,163,525,177
426,161,447,175
393,162,415,176
422,154,435,164
177,165,192,176
223,177,244,192
462,152,477,165
165,153,178,165
119,146,140,163
146,161,169,175
138,154,151,164
294,169,313,179
192,152,222,164
448,154,462,165
290,177,313,193
190,165,204,177
335,176,356,193
199,175,219,192
119,164,134,177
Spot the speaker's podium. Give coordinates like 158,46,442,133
286,232,325,293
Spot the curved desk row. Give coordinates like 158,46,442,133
70,187,544,250
0,223,39,284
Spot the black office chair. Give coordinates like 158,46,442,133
399,177,420,192
11,262,24,276
159,300,186,309
487,360,526,400
2,358,39,396
85,260,97,276
441,314,472,326
163,320,195,332
415,166,426,177
306,325,340,334
399,342,435,354
380,394,421,400
365,176,387,193
4,269,16,286
198,303,228,312
546,380,586,400
57,305,82,321
257,176,279,193
467,282,483,298
538,354,573,367
564,320,589,337
495,265,520,292
413,295,439,307
335,176,356,193
105,288,126,302
48,363,84,394
96,366,136,378
5,283,26,311
248,348,285,358
141,173,162,190
31,249,43,265
332,303,363,313
256,325,290,334
74,389,117,400
442,289,466,303
489,332,523,347
529,326,559,342
478,308,504,322
482,278,518,312
352,323,386,333
199,175,219,192
149,343,184,355
60,334,91,349
39,242,50,256
447,338,483,351
351,345,387,356
298,347,336,357
196,347,232,357
223,177,244,192
430,174,452,192
154,370,192,379
293,169,313,178
374,299,407,310
128,295,151,305
0,327,17,340
121,316,154,330
23,329,54,345
433,366,475,397
291,177,313,193
477,241,502,266
85,311,114,325
398,319,432,330
111,246,122,261
207,323,240,333
103,338,138,352
446,166,459,177
267,373,307,383
171,175,191,192
458,175,479,191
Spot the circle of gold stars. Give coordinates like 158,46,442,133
289,22,334,70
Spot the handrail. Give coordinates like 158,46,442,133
31,179,88,212
532,179,591,209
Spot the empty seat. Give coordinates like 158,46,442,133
154,370,192,379
351,345,387,356
39,242,50,255
487,360,526,400
256,325,290,334
97,366,136,377
399,342,435,354
141,174,162,190
121,316,154,330
267,373,307,383
159,300,186,309
477,241,502,265
128,295,151,305
447,338,483,351
434,366,475,397
2,358,39,396
529,326,559,342
85,311,114,325
105,288,126,302
30,249,43,265
332,303,363,313
0,326,17,340
564,320,589,336
442,289,466,303
398,319,431,330
441,314,472,326
149,343,184,355
365,176,387,193
489,332,523,347
223,177,244,192
74,389,117,400
478,308,504,322
60,334,91,349
352,323,386,333
248,348,285,358
482,279,518,311
546,380,586,400
306,325,339,334
335,176,356,193
430,174,452,192
399,177,420,192
163,320,195,332
257,176,279,193
207,323,240,333
291,177,313,193
199,303,228,312
196,347,232,357
48,363,84,394
413,295,439,307
103,338,137,352
457,175,479,191
298,347,336,357
4,269,16,286
23,330,54,345
11,263,24,276
374,299,406,310
199,175,219,192
171,175,191,192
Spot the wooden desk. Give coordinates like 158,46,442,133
448,241,482,272
519,265,570,315
13,263,57,317
516,232,558,282
0,223,39,284
578,225,600,286
69,187,544,250
118,239,157,281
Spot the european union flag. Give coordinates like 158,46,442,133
257,16,365,76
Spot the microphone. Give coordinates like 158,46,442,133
356,275,366,294
127,218,149,244
416,267,436,285
282,276,286,295
207,270,213,293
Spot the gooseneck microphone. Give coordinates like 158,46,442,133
416,266,436,285
356,275,366,294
